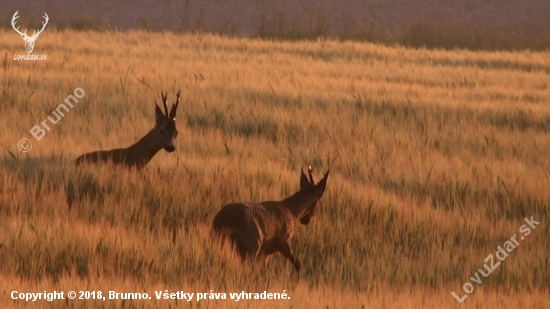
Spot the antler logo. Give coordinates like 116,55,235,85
11,11,49,54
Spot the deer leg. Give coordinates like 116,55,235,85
277,241,301,273
232,231,259,262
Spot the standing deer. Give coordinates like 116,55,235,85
212,165,330,276
11,11,49,54
76,91,180,170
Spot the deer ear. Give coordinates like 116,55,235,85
315,169,330,197
300,169,310,189
155,104,164,124
169,104,177,120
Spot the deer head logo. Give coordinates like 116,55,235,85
11,11,49,54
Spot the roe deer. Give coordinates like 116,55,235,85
212,165,330,276
76,91,180,170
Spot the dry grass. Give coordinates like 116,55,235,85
2,0,549,51
0,29,549,308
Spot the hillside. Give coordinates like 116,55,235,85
1,0,549,50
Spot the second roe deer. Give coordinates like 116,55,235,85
76,90,180,170
212,165,330,277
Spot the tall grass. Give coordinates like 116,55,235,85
0,29,549,308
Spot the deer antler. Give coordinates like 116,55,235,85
11,11,27,37
169,90,180,119
161,91,169,117
307,164,315,184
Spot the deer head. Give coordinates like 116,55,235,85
154,90,180,153
11,11,49,54
298,164,330,225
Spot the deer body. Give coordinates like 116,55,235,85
76,91,180,170
212,166,330,275
76,128,163,169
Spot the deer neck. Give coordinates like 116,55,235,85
281,189,318,219
126,127,163,167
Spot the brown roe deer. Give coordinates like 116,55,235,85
76,91,180,170
212,165,330,276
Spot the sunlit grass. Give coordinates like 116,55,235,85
0,29,549,308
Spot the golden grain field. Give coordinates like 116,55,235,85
0,29,549,308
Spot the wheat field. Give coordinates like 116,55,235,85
0,29,549,308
